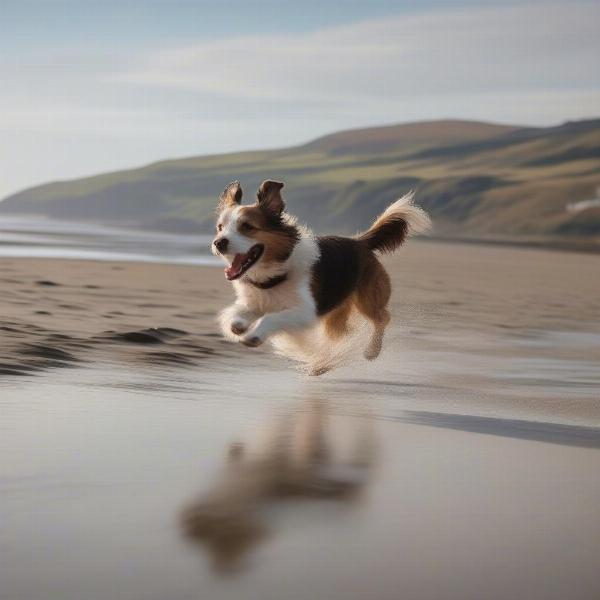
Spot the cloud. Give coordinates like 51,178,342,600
118,2,600,105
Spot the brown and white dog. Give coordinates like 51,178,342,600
212,180,430,374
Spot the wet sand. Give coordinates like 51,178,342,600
1,241,600,599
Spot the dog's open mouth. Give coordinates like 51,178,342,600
225,244,264,281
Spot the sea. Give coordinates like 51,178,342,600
0,215,218,265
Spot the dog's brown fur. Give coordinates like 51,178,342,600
236,205,300,263
323,297,353,339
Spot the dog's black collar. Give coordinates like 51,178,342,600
245,272,288,289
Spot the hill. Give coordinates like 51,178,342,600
1,118,599,248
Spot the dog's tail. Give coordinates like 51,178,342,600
357,192,431,254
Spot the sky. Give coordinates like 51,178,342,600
0,0,599,199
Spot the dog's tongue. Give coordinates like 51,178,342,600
225,253,246,280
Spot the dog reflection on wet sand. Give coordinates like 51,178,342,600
180,399,375,572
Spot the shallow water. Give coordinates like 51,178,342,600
0,216,217,265
2,351,600,600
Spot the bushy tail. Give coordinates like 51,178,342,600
357,192,431,254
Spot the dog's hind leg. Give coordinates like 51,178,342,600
355,258,391,360
323,298,353,340
361,308,390,361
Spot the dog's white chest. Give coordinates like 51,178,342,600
237,281,301,314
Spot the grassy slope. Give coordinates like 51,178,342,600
1,119,599,246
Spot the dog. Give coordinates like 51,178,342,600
212,180,430,374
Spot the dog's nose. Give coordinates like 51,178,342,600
214,237,229,253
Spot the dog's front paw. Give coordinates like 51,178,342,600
240,334,264,348
231,319,249,336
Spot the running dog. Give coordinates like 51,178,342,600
212,180,430,373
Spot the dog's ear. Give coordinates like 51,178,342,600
256,180,285,215
218,181,242,212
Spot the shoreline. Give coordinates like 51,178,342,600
1,240,599,414
423,233,600,255
1,213,599,263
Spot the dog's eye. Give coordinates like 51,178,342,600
240,222,255,232
216,223,223,232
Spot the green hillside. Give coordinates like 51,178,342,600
1,118,599,247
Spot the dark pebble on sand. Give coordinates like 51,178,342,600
35,280,60,286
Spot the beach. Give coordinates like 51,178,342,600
2,240,600,600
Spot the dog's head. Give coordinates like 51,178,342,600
212,180,300,281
